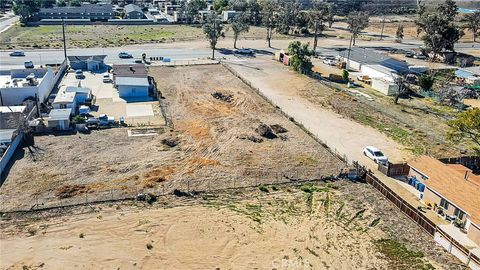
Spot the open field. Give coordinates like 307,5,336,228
0,24,288,50
0,181,459,269
0,64,343,211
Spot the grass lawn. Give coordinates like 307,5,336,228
0,24,288,49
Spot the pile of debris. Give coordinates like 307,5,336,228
161,137,179,147
256,124,277,139
211,92,233,103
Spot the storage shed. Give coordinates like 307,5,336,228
52,92,77,114
65,86,92,104
47,108,71,130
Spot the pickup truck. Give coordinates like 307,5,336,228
98,114,115,126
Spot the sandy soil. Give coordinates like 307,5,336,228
0,181,459,269
0,64,343,211
226,56,462,161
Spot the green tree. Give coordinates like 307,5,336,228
346,11,369,46
213,0,228,12
57,0,66,7
70,0,81,6
13,0,40,23
447,108,480,155
246,0,261,25
396,24,404,43
230,13,250,48
203,12,225,59
416,0,463,60
326,4,335,28
186,0,207,23
341,69,349,81
418,75,434,91
463,11,480,42
276,0,301,35
287,41,314,74
260,0,278,48
308,1,329,52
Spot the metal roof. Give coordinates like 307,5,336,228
339,47,410,74
48,109,72,121
53,92,76,103
113,64,148,78
38,4,113,14
67,55,106,63
125,4,143,14
65,86,91,94
115,77,149,87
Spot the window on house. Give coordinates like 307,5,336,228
440,198,449,210
454,208,465,220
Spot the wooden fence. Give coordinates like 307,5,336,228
366,172,480,269
377,162,410,177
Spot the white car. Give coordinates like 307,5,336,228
323,59,336,66
363,146,388,165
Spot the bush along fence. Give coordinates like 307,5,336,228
365,172,480,269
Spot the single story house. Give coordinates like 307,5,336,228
115,77,150,98
408,156,480,246
67,55,107,72
125,4,145,19
339,47,410,74
0,68,55,106
52,92,77,114
47,108,72,130
113,64,150,99
64,86,92,104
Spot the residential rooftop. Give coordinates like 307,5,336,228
339,47,410,74
53,92,76,103
113,64,148,78
115,77,149,87
409,156,480,225
48,108,72,121
38,3,113,14
0,69,49,89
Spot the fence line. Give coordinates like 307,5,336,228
365,172,480,269
0,171,343,214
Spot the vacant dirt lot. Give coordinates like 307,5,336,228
0,181,459,269
0,64,343,211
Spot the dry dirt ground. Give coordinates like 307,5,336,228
0,64,343,211
0,181,460,269
229,56,463,158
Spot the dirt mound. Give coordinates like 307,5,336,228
55,184,90,199
211,92,233,103
256,124,277,139
270,124,288,134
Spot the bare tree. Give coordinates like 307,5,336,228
230,13,250,48
346,11,369,46
308,1,329,52
260,0,278,48
203,12,225,59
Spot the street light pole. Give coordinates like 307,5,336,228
62,19,67,62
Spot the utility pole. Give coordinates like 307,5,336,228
62,20,67,62
346,34,353,71
380,15,386,40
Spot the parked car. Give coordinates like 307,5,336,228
24,61,34,69
323,59,337,66
234,48,254,55
99,114,115,126
102,73,111,83
9,51,25,57
363,146,388,165
413,54,427,60
118,52,133,58
405,52,415,58
75,69,84,79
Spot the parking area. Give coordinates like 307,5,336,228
57,71,162,126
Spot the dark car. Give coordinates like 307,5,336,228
9,51,25,57
234,48,254,55
118,52,133,58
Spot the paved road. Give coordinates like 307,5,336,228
0,47,221,69
0,15,18,34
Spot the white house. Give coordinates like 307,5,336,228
115,77,149,98
52,92,77,114
47,108,71,130
0,68,55,106
64,86,92,104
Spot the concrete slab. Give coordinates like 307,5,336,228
126,104,154,117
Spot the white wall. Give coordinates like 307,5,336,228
0,67,54,106
371,78,399,96
0,87,38,105
361,65,393,80
118,85,149,98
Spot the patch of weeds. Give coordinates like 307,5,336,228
258,185,269,193
271,185,279,191
146,243,153,250
346,209,365,227
27,227,37,236
300,184,328,194
374,239,433,270
79,233,84,238
369,218,381,227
